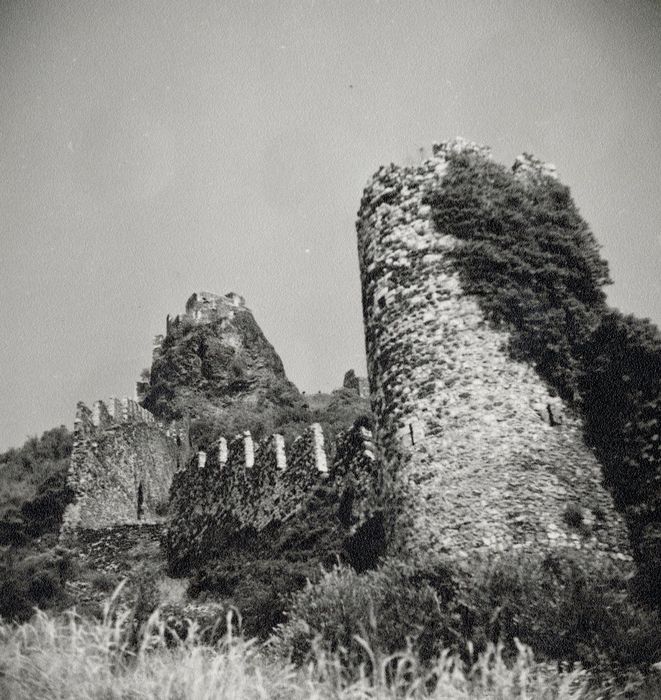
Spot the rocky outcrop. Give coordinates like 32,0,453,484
141,292,305,437
343,369,369,399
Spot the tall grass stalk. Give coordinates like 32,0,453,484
0,607,587,699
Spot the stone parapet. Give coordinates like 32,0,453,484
166,421,380,570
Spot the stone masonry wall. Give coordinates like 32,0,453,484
61,398,185,539
165,290,246,337
356,139,632,566
166,421,380,569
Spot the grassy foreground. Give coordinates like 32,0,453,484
0,606,590,700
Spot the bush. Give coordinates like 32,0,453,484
0,426,73,546
277,552,661,686
89,570,120,594
276,559,457,669
192,559,315,639
562,503,584,529
0,546,75,621
21,470,74,537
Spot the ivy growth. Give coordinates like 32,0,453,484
427,151,661,603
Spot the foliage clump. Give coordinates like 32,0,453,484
0,546,75,621
427,151,661,602
0,606,599,700
278,552,661,692
0,427,75,621
0,426,73,545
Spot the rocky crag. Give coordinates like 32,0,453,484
140,292,306,444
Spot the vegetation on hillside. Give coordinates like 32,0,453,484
0,425,73,545
0,426,75,621
3,557,660,699
188,386,372,455
427,151,661,602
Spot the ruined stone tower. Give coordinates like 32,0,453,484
356,139,631,565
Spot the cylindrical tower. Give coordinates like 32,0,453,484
356,139,631,564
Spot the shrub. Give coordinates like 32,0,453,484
0,546,75,621
277,552,661,689
190,556,326,640
562,503,584,529
0,607,600,700
0,426,73,545
454,550,661,680
89,571,120,594
277,559,457,670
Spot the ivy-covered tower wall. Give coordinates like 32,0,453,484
356,139,631,564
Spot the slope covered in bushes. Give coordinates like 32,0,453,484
426,151,661,600
0,425,73,545
0,426,75,620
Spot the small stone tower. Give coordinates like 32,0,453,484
356,139,631,565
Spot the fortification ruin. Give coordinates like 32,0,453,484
356,138,631,565
166,421,381,571
165,291,246,337
60,398,189,540
62,140,635,579
343,369,370,399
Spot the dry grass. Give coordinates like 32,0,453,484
0,601,590,700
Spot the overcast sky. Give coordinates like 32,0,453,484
1,0,660,450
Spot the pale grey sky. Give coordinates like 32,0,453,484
1,0,660,450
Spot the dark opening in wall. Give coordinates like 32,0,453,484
137,482,144,520
345,513,386,573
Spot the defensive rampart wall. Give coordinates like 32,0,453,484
166,422,380,569
60,398,187,539
356,139,632,565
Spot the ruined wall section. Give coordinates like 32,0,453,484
343,369,370,399
356,139,631,565
61,398,185,538
166,422,380,569
166,291,246,336
333,424,381,534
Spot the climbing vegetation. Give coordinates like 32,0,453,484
427,152,661,602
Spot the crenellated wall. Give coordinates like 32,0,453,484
356,139,632,566
60,398,189,539
166,421,380,570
